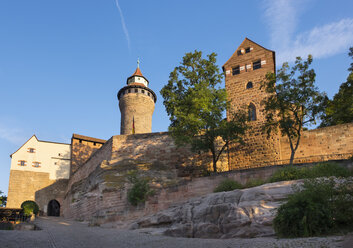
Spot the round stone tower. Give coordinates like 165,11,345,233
117,63,157,135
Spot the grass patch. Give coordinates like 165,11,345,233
214,179,243,192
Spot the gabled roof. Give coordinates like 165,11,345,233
223,37,275,68
9,135,70,158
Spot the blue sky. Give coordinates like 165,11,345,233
1,0,353,195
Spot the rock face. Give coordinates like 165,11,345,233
131,180,301,238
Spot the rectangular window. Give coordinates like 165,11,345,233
232,66,240,75
253,60,261,70
18,160,27,166
141,90,145,94
27,148,35,153
32,162,41,168
135,89,138,93
245,47,251,53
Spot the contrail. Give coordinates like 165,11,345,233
114,0,131,51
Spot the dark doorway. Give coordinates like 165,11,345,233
47,200,60,216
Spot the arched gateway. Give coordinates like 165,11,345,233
47,199,60,216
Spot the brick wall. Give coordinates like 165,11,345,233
70,134,106,175
279,123,353,164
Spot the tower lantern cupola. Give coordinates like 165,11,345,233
117,60,156,135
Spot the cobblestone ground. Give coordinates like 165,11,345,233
0,217,351,248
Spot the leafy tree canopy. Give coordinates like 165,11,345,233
0,191,7,207
160,51,248,172
262,55,326,165
320,47,353,127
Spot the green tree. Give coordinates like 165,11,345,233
0,191,7,207
160,51,248,172
261,55,326,165
320,47,353,127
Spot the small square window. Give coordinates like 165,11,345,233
28,148,35,153
245,47,251,53
32,162,41,168
135,89,138,93
232,66,240,75
93,142,97,146
18,160,26,166
141,90,145,94
128,89,131,93
58,153,62,156
253,60,261,70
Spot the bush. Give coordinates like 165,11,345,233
214,179,242,192
243,178,266,188
270,162,352,183
273,178,353,238
127,171,154,206
21,201,39,216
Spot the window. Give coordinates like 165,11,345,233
58,153,62,156
232,66,240,75
148,92,150,96
135,89,138,93
237,50,242,56
253,60,261,70
128,89,131,93
27,148,35,153
246,81,253,89
79,139,82,144
18,160,27,166
245,47,251,53
93,142,97,146
248,103,257,121
141,90,145,94
32,162,41,168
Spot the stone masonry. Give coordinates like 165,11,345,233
223,38,281,169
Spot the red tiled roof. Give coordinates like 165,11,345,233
131,67,143,77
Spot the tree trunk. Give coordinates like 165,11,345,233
289,151,295,166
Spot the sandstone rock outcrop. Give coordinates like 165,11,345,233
131,180,301,238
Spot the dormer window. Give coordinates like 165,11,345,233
253,60,261,70
232,66,240,75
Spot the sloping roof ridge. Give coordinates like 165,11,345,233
10,134,38,158
72,133,106,143
222,37,274,68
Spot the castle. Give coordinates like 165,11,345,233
6,39,353,222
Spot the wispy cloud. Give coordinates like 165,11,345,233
263,0,353,64
0,124,25,145
114,0,131,51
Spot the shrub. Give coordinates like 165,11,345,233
243,178,266,188
21,201,39,216
214,179,242,192
273,178,353,238
270,166,305,182
270,162,352,183
127,171,154,206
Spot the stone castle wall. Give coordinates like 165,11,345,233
278,123,353,164
6,170,54,208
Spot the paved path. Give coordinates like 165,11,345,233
0,217,349,248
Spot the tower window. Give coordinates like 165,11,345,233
232,66,240,75
246,81,253,89
128,89,131,93
253,60,261,70
135,89,138,93
248,103,257,121
142,90,145,94
148,92,150,96
18,160,27,166
245,47,251,53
